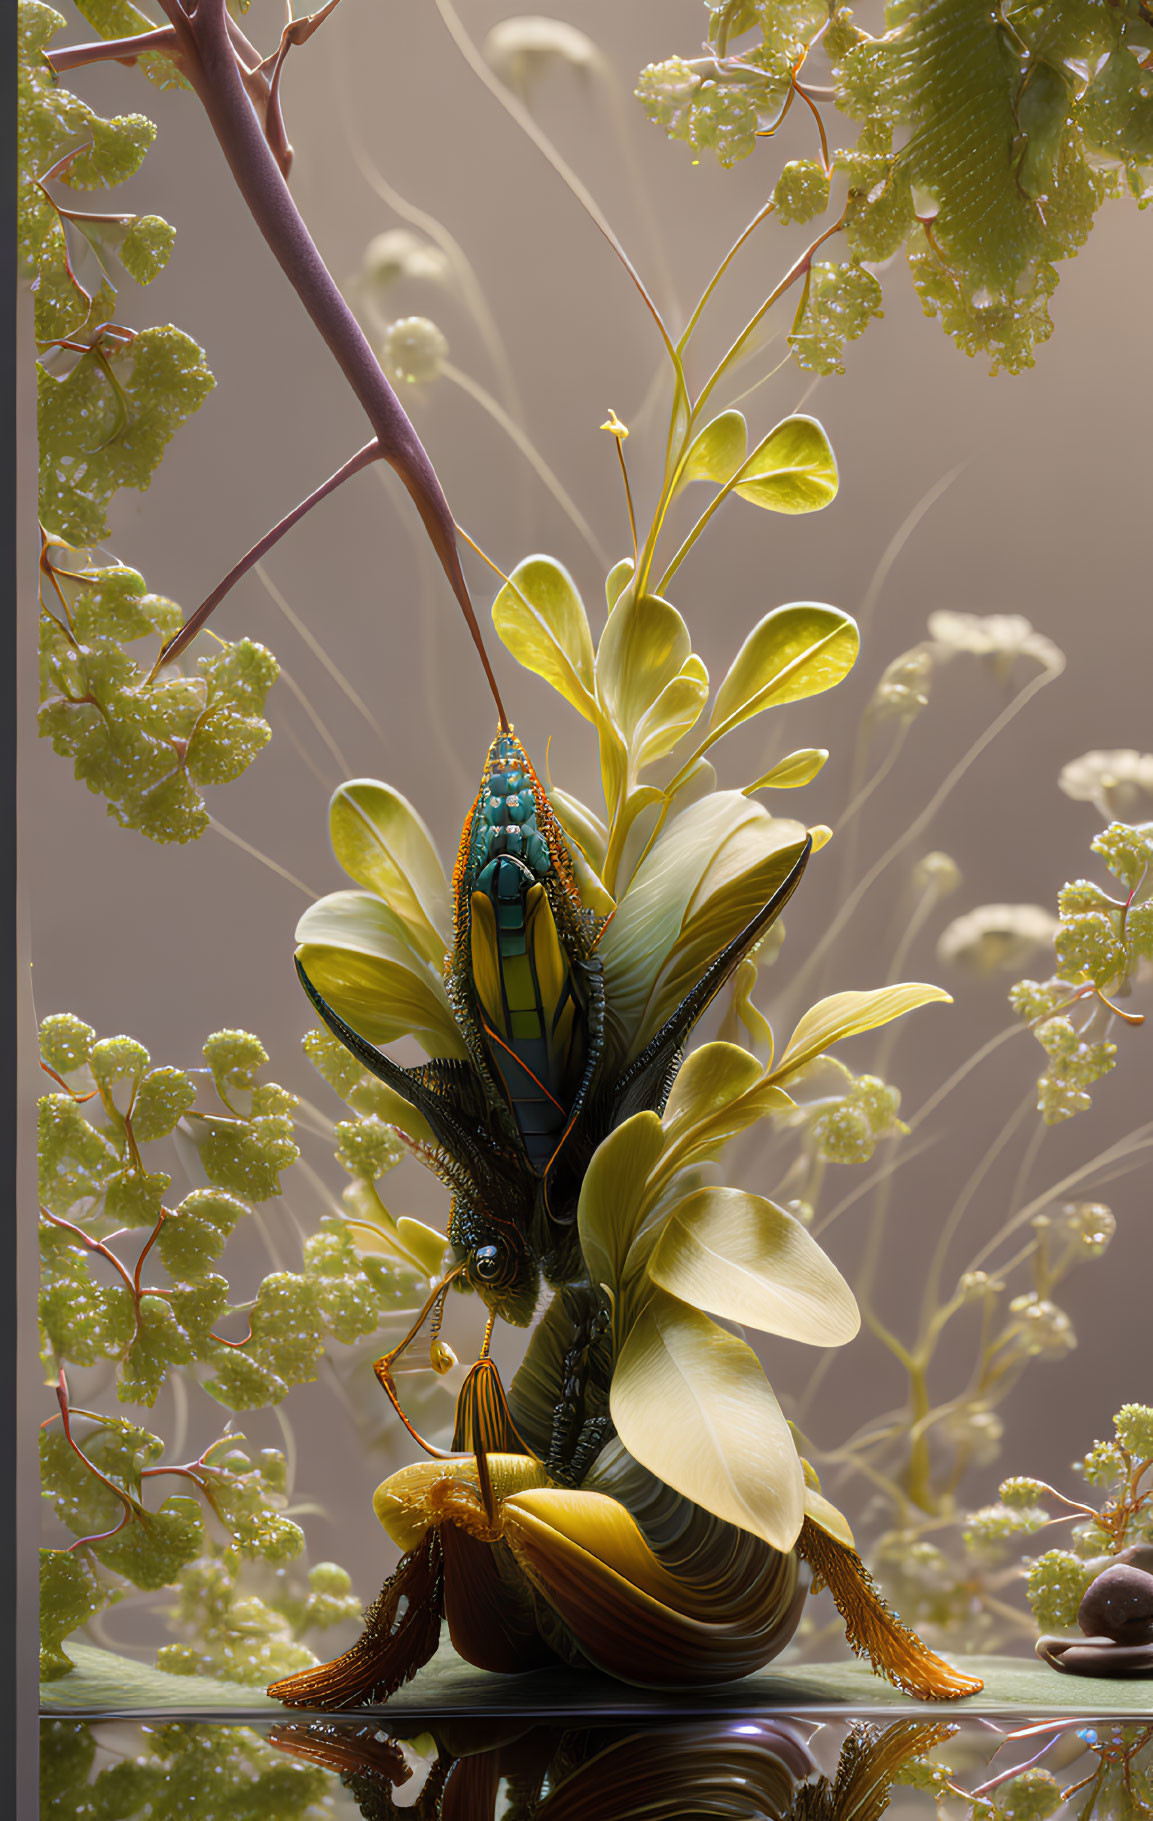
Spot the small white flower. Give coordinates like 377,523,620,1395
867,646,932,722
937,903,1058,975
913,851,960,896
484,17,600,97
381,317,450,386
1058,749,1153,821
363,229,451,291
928,609,1063,677
1007,1292,1076,1357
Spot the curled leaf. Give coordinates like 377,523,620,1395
295,892,465,1058
577,1112,665,1297
744,748,829,793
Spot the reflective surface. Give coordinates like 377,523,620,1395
39,1712,1153,1819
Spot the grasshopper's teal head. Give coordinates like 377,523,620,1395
466,734,553,889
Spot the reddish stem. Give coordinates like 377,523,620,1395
46,26,181,74
158,0,508,726
152,438,382,674
41,1206,136,1300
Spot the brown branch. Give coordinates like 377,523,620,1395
164,0,508,726
46,27,181,75
151,439,382,674
49,0,508,728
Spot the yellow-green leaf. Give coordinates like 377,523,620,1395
596,591,692,741
394,1216,449,1277
577,1112,665,1297
599,793,806,1057
805,1484,855,1549
770,984,952,1084
610,1287,804,1551
648,1186,860,1344
605,557,635,612
709,605,859,739
733,415,838,514
492,555,597,718
328,782,451,964
633,654,710,770
549,786,607,872
662,1041,764,1143
295,892,465,1058
678,410,748,488
744,748,829,793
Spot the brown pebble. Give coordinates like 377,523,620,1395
1077,1564,1153,1645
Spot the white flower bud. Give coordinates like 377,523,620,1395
484,16,600,98
381,317,450,385
363,229,451,291
1058,749,1153,822
913,850,961,896
937,903,1058,975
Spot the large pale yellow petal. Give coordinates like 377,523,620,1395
610,1288,805,1551
648,1186,860,1345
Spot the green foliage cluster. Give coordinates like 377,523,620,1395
41,1719,329,1821
637,0,1153,372
159,1556,362,1686
21,1,280,841
1011,821,1152,1122
37,1011,424,1681
1008,1405,1153,1631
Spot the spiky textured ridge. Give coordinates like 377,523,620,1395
797,1518,983,1701
268,1530,444,1709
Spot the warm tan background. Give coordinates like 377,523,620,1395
22,0,1152,1629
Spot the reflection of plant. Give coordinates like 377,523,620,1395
41,1719,330,1819
904,1720,1153,1821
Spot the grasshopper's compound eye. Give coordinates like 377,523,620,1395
472,1243,503,1283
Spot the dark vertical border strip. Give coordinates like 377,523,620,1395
3,0,21,1797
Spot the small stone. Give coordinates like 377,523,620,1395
1077,1564,1153,1644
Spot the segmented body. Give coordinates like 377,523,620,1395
450,735,592,1179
